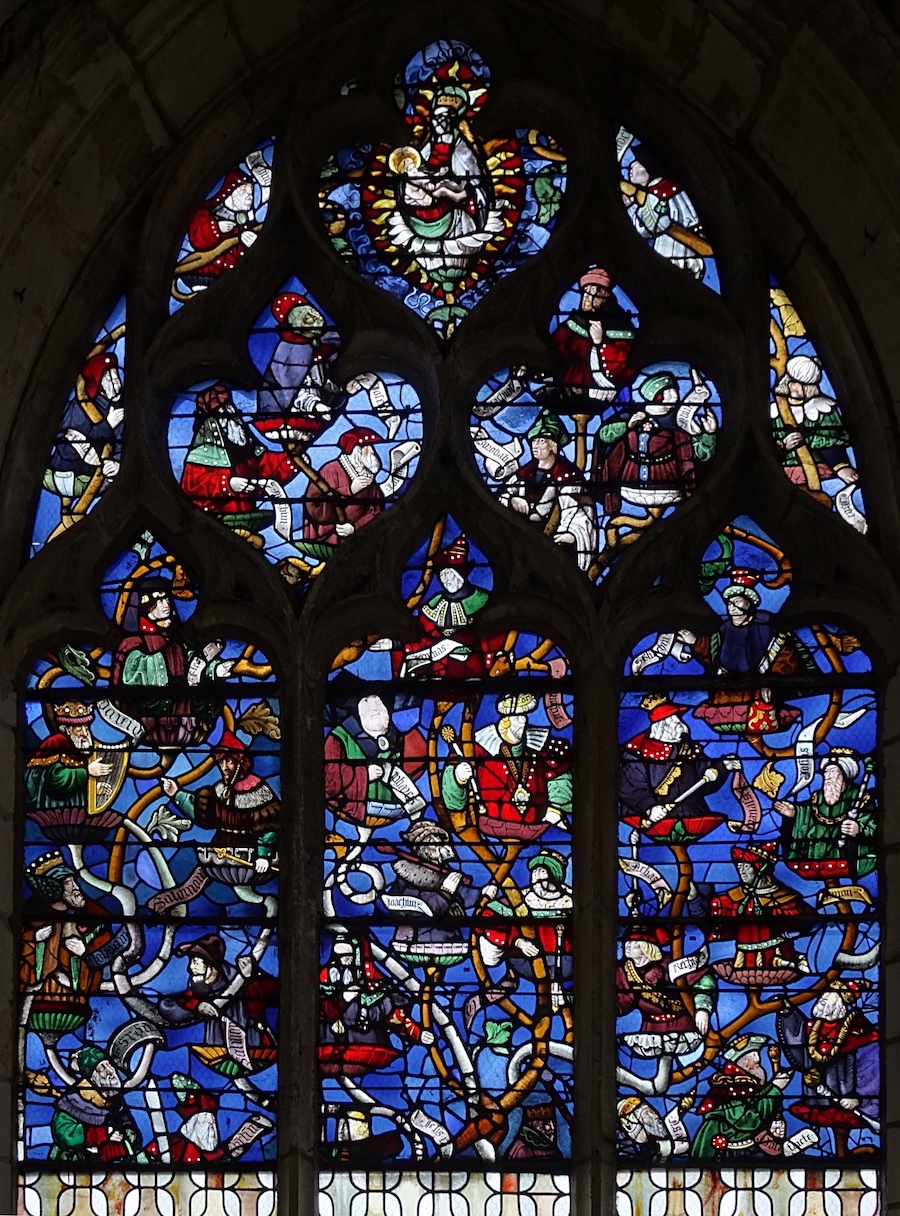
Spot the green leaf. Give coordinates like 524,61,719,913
292,540,337,560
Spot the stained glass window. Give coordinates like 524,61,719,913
472,267,721,579
14,24,886,1216
20,536,279,1211
616,127,718,291
168,276,423,592
617,518,879,1212
768,280,867,532
319,40,567,337
170,138,275,312
321,518,573,1197
30,299,126,556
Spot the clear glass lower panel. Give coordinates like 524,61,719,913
616,1169,879,1216
318,1171,570,1215
17,1170,276,1215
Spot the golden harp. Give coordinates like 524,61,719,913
87,744,129,816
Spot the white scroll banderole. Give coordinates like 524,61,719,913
387,764,426,816
254,479,294,541
783,1127,819,1156
470,426,524,482
617,857,673,908
666,943,709,982
96,698,144,741
789,705,868,796
663,1104,690,1156
835,484,867,534
402,636,468,675
630,631,692,675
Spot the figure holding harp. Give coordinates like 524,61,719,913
25,700,134,843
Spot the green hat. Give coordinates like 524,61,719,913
528,849,567,884
639,372,678,403
484,1020,514,1048
526,410,570,446
26,851,77,902
76,1045,107,1078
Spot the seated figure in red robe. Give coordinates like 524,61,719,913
709,841,814,986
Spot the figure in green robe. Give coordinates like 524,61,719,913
692,1034,790,1158
773,749,875,881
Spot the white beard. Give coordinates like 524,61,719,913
225,418,249,446
182,1111,219,1151
649,718,686,744
812,993,848,1021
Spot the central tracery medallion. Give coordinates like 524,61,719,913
320,40,567,337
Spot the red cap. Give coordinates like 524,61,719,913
579,266,612,290
272,292,305,324
433,536,470,567
338,428,380,454
213,730,246,755
176,1090,218,1118
213,169,252,206
625,924,670,947
82,352,118,399
196,383,232,414
731,840,778,869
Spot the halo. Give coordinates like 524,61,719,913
388,145,422,176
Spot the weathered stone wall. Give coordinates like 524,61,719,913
1,3,899,1213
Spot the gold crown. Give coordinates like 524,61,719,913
640,693,668,712
28,850,67,877
436,92,466,109
54,700,93,725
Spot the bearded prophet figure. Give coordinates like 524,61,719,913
771,355,858,492
318,933,433,1078
772,748,875,881
21,851,118,1037
178,153,271,293
179,382,299,543
158,934,278,1087
549,267,635,402
397,535,496,679
620,140,709,279
778,980,879,1157
256,294,347,447
25,700,122,840
477,850,573,1004
161,730,279,876
49,1046,141,1163
302,428,387,543
709,841,814,985
384,821,473,967
619,694,737,832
